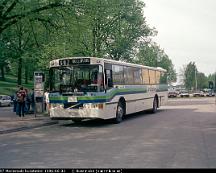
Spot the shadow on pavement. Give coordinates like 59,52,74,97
59,109,165,128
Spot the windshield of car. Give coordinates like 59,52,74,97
181,90,188,93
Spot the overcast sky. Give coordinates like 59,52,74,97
143,0,216,76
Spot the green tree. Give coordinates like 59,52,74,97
0,0,176,88
0,34,10,80
0,0,79,84
197,72,208,90
0,0,69,34
1,18,40,85
38,0,154,66
207,73,216,90
183,62,208,90
184,62,197,90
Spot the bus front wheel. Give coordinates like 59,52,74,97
114,102,124,124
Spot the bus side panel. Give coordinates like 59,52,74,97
125,92,154,114
103,103,118,119
158,91,168,106
103,94,122,119
126,101,137,115
103,91,157,117
102,89,168,119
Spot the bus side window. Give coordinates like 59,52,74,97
105,69,113,88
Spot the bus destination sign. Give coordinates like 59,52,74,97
59,58,90,66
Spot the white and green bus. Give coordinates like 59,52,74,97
48,57,168,123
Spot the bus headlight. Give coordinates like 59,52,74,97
83,103,104,109
97,103,104,109
51,104,63,109
83,103,91,109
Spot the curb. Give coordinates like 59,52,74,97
0,117,48,122
0,121,58,135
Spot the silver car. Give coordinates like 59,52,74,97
0,95,12,107
179,91,190,97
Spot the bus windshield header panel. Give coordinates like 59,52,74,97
59,58,90,66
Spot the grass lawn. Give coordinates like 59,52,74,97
0,75,33,96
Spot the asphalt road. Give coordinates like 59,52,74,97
1,98,216,168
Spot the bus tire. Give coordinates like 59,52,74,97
151,97,158,113
72,119,82,123
114,102,124,124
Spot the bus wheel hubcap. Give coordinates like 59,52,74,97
117,106,123,119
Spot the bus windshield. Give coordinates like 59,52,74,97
50,65,104,94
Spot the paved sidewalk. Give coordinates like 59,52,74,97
0,107,57,134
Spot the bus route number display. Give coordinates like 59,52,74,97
59,58,90,66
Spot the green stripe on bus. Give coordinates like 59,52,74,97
49,88,148,101
49,85,168,102
78,88,147,100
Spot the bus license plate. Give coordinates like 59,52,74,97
68,96,77,102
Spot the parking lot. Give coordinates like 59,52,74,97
168,90,215,98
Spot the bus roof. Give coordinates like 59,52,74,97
50,57,167,72
103,58,167,72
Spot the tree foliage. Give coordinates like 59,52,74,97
183,62,208,90
0,0,177,86
136,42,177,84
184,62,197,90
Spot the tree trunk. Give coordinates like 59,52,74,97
25,64,28,84
0,66,5,81
17,58,22,85
92,26,96,57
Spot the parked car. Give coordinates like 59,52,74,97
179,91,190,97
193,91,205,97
168,91,178,98
206,92,215,97
0,95,12,107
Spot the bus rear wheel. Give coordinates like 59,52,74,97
114,102,124,124
72,119,82,123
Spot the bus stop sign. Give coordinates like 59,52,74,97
34,71,45,114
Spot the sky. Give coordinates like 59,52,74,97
143,0,216,77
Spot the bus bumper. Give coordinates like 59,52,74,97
49,107,106,120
